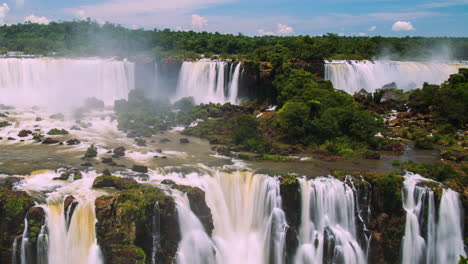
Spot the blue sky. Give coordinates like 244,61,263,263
0,0,467,36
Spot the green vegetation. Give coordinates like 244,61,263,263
0,121,11,128
84,146,98,158
0,21,467,60
408,68,468,127
47,128,69,135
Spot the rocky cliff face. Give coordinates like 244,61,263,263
0,179,35,263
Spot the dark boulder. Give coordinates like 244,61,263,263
113,146,126,157
17,130,32,137
159,138,171,144
179,138,190,144
42,138,60,144
175,185,214,235
66,139,81,145
132,165,148,173
92,175,139,190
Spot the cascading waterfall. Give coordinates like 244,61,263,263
175,191,217,264
151,202,161,264
0,58,135,108
150,170,288,264
294,177,367,264
325,60,467,94
13,170,104,264
173,60,242,104
401,172,466,264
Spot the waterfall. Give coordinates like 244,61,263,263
150,170,288,264
20,215,30,264
294,177,367,264
401,173,466,264
0,58,135,108
13,170,104,264
37,221,49,264
151,202,161,264
175,192,217,264
173,60,242,105
325,60,467,94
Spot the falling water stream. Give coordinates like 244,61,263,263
325,60,466,94
173,60,242,104
401,172,466,264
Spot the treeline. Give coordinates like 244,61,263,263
0,20,467,60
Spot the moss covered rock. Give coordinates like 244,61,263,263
92,175,139,190
95,186,180,264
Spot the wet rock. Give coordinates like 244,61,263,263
95,188,180,264
35,117,43,121
84,146,98,158
102,157,117,166
0,177,22,189
70,125,81,130
366,151,381,160
113,146,126,157
92,175,139,190
176,185,214,235
42,138,60,144
63,196,79,224
160,156,168,159
7,137,15,141
17,130,32,137
131,165,148,173
161,179,176,186
179,138,190,144
156,149,162,153
159,138,171,143
81,162,93,167
66,139,81,145
209,138,220,144
135,138,147,147
0,189,34,263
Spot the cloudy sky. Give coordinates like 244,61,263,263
0,0,467,36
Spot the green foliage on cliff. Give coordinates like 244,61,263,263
409,68,468,127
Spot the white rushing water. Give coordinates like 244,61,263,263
401,172,466,264
0,58,134,109
149,170,287,264
14,170,105,264
325,60,467,94
174,60,242,105
295,177,367,264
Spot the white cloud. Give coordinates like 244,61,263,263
258,23,294,36
277,23,294,35
0,3,9,25
75,9,87,20
392,21,415,31
368,25,377,31
358,32,367,36
24,14,50,24
191,14,207,28
420,0,468,8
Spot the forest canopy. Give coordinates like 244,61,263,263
0,20,467,61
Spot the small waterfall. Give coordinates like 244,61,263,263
20,215,30,264
12,235,20,264
401,173,466,264
294,177,367,264
149,170,287,264
36,221,49,264
13,170,104,264
173,60,242,104
325,60,467,94
0,58,135,108
152,202,161,264
175,192,217,264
